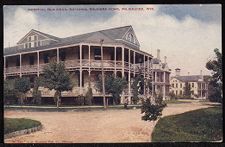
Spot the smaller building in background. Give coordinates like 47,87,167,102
152,49,171,100
170,68,209,99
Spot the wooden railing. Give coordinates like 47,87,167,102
21,65,38,73
5,66,20,73
5,59,151,75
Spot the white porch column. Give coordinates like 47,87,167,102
163,71,166,100
79,45,82,95
147,57,150,97
154,71,157,94
57,48,59,63
122,47,124,77
128,49,131,104
37,51,40,77
19,54,22,77
133,51,136,77
4,56,6,80
121,46,125,104
143,55,146,96
200,83,203,98
88,45,91,76
114,47,116,77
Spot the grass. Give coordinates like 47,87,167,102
164,99,191,104
4,118,41,134
152,106,223,142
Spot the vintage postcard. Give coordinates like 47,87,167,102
3,4,222,143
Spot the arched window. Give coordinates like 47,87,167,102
127,33,135,43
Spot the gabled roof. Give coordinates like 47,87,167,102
17,29,61,44
4,25,143,56
171,75,209,82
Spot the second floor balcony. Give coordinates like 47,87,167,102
5,59,152,75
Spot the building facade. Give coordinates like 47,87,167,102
170,69,209,99
4,25,157,105
152,49,171,100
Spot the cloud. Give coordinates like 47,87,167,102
4,5,221,76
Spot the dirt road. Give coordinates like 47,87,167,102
4,102,212,143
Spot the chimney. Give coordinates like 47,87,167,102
200,70,203,80
157,49,160,60
175,68,181,76
164,56,167,64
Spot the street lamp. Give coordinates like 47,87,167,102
100,39,107,108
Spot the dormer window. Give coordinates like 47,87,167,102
127,33,135,43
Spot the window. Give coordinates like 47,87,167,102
44,53,49,63
192,83,194,88
94,48,101,60
60,51,66,61
6,59,8,68
34,42,37,47
28,36,31,41
127,33,135,43
29,56,34,65
180,83,182,88
176,83,178,88
25,43,28,48
34,35,37,41
28,43,31,48
180,90,182,95
16,56,20,66
175,90,177,95
38,41,41,46
172,84,174,88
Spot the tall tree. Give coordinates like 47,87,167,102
42,61,73,108
32,77,43,105
206,48,222,102
96,74,127,105
131,75,144,104
4,79,17,104
14,77,31,105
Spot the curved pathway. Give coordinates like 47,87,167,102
4,101,215,143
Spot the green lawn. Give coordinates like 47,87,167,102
4,118,41,134
164,99,191,104
152,106,223,142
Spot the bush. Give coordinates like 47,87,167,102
85,87,93,105
141,94,167,122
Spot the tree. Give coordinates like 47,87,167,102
183,82,192,98
4,79,17,104
32,77,43,105
206,48,222,102
14,77,31,105
96,74,127,105
141,94,167,122
42,61,73,108
131,75,144,104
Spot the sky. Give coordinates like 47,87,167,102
3,5,222,76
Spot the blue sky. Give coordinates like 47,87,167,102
4,5,221,76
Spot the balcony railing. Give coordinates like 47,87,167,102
5,59,152,75
5,66,20,74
